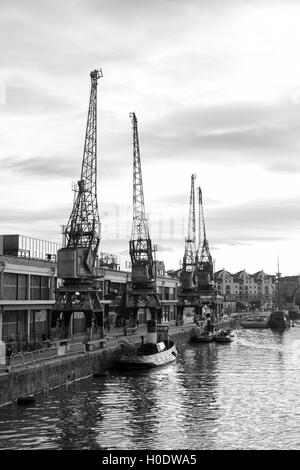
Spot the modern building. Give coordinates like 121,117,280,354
0,234,60,261
101,259,179,326
0,235,180,344
0,234,58,344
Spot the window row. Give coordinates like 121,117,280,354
3,273,50,300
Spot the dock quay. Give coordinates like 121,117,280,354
0,316,238,407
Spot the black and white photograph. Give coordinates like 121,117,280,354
0,0,300,456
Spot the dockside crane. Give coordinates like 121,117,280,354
125,112,162,343
51,69,104,340
195,187,214,290
177,174,201,325
194,186,216,323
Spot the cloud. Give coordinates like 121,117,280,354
1,0,300,276
0,206,69,224
5,80,71,113
1,156,78,179
154,193,222,206
204,197,300,251
1,148,129,181
141,100,300,173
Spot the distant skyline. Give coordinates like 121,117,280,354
1,0,300,275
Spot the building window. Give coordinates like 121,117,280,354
3,273,28,301
30,276,50,300
31,275,41,300
41,277,50,300
3,273,18,300
30,309,49,339
2,310,27,340
17,274,27,300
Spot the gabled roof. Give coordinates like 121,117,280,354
233,270,249,278
214,269,232,278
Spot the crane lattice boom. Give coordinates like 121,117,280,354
183,174,196,271
129,113,154,286
64,69,102,254
197,186,212,265
52,69,104,342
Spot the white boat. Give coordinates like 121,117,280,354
118,339,177,368
240,314,270,329
118,324,177,369
214,329,235,343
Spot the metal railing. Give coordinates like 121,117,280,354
7,341,88,369
9,347,59,368
3,335,51,354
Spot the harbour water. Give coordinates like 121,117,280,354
1,324,300,450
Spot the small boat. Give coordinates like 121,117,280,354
118,339,177,368
214,329,235,343
269,309,290,329
240,314,270,329
190,327,215,343
93,371,109,378
117,324,177,369
17,395,36,405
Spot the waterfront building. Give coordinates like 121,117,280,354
214,268,276,310
0,235,180,344
100,259,179,326
0,235,59,344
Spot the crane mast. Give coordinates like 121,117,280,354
182,174,196,287
51,70,103,341
64,69,101,263
129,112,155,290
194,186,216,325
195,186,214,289
125,113,161,343
177,174,201,325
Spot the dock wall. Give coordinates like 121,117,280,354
0,318,238,407
0,346,120,407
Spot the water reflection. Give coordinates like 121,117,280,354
177,344,220,449
1,326,300,449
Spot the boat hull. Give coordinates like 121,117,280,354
17,395,36,405
214,336,234,343
190,326,215,343
191,335,215,343
269,310,290,330
240,322,269,329
269,320,290,329
214,329,235,343
240,314,270,329
118,343,178,369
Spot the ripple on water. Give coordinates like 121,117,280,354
1,328,300,449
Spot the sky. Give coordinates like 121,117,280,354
1,0,300,275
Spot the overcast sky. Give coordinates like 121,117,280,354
1,0,300,275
